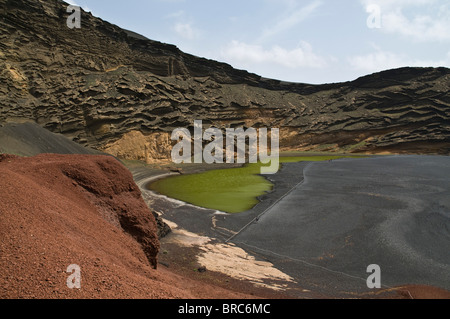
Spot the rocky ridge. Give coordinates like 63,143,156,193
0,122,171,239
1,0,449,161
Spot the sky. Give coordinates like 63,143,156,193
66,0,450,84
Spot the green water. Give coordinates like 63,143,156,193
148,156,357,213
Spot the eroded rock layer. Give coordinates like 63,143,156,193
1,0,449,158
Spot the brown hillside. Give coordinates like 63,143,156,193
1,0,449,159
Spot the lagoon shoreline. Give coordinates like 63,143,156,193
129,155,450,299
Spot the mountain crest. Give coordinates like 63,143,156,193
1,0,449,158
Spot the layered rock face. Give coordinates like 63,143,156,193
1,0,449,159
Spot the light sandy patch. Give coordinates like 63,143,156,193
163,220,211,247
197,243,296,291
162,220,295,291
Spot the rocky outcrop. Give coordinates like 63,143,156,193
101,131,172,164
0,122,172,239
0,154,160,270
1,0,449,157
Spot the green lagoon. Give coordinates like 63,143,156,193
148,155,358,213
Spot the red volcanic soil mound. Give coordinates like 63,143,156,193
0,154,249,299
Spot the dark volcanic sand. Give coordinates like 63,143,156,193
230,155,450,297
138,155,450,299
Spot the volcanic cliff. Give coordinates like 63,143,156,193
1,0,449,161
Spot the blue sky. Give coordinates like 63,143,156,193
66,0,450,84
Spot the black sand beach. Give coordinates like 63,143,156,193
133,155,450,298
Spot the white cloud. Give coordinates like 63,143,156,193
361,0,437,9
173,23,200,40
361,0,450,42
258,0,323,42
221,40,327,69
166,9,201,41
164,10,185,20
382,8,450,42
349,49,450,72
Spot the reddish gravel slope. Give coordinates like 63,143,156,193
0,154,249,299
